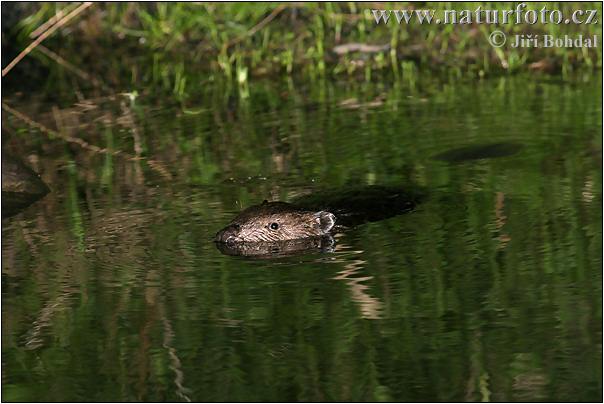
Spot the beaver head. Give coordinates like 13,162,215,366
215,201,336,244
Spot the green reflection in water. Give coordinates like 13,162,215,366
1,75,602,402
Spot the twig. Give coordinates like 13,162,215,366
2,2,94,77
2,102,173,180
35,45,110,91
29,3,80,39
2,102,108,154
226,5,286,48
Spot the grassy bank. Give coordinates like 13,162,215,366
3,2,603,100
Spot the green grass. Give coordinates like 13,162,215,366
4,2,603,101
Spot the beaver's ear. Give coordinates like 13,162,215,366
315,211,336,234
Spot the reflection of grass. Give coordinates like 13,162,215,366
1,74,601,402
6,2,602,100
66,159,86,251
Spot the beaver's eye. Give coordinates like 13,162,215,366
270,222,279,230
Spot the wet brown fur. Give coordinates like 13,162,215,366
215,201,335,243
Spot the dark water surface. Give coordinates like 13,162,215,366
2,76,602,401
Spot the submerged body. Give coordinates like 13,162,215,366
215,185,421,249
215,234,336,258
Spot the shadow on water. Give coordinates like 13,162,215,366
432,142,524,163
1,75,602,402
1,153,50,218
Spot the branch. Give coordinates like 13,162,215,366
2,2,94,77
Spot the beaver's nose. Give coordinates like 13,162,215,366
215,224,241,244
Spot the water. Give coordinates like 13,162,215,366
2,76,602,402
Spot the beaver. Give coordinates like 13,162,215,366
215,185,421,249
216,201,336,244
215,233,336,258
